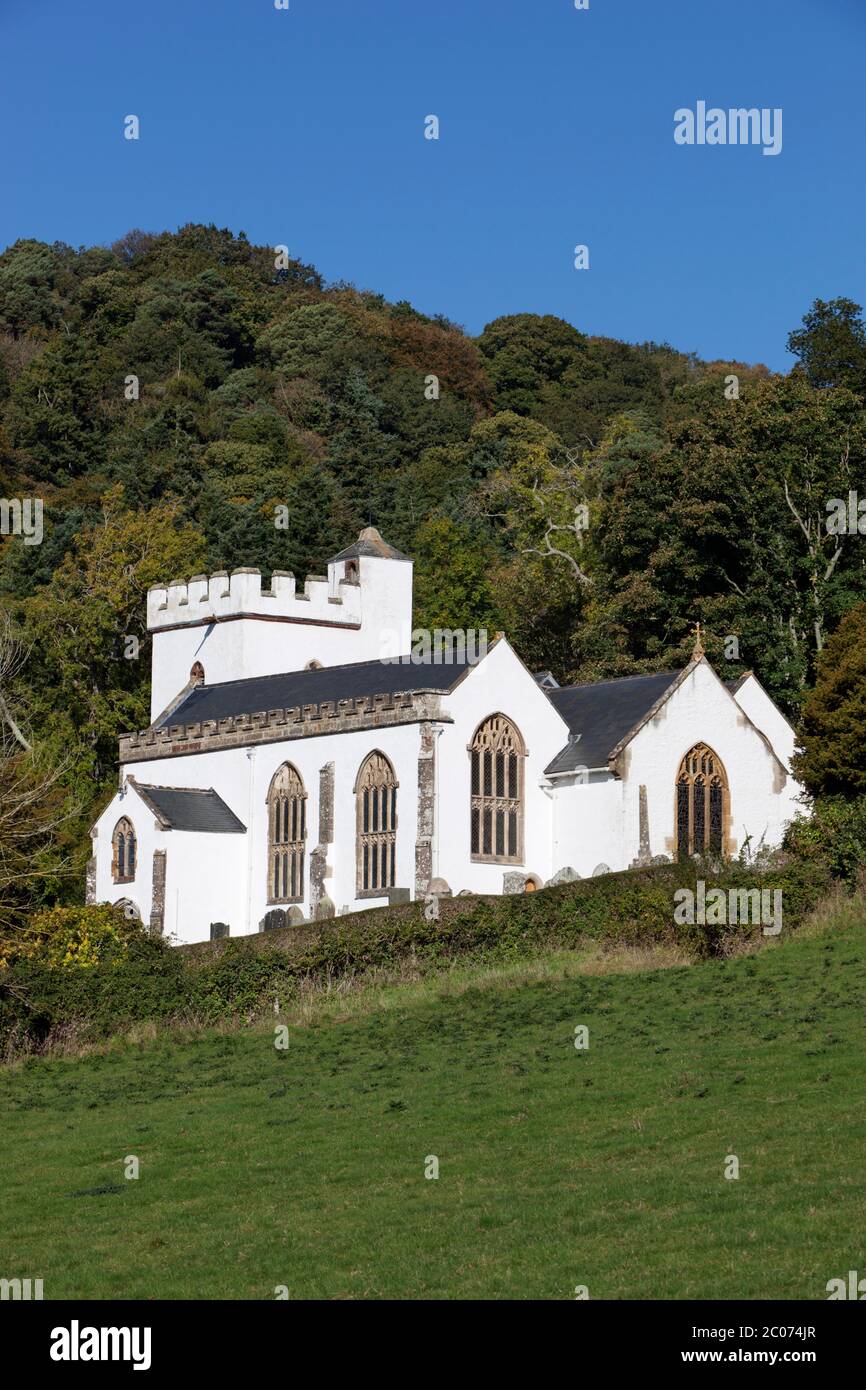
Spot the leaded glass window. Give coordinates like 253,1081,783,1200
267,763,307,904
675,744,728,857
470,715,525,863
356,752,398,894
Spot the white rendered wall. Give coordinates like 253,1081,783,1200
93,651,807,944
95,721,421,945
730,675,798,774
92,783,249,944
551,778,627,875
620,661,802,863
434,640,571,894
148,554,413,720
92,784,160,926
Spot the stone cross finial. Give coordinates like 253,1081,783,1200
691,622,705,660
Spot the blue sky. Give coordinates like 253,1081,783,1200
2,0,864,370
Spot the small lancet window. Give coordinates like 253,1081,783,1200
112,817,136,884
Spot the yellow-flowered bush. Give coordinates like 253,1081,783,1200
0,904,144,971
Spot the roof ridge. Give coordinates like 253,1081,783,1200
552,669,680,693
189,651,473,695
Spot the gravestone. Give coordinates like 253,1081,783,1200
545,866,580,887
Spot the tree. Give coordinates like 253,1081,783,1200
793,603,866,798
411,517,504,634
0,747,74,929
0,612,32,750
787,297,866,397
19,487,207,787
580,375,866,702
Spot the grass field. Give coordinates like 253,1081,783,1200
1,905,865,1300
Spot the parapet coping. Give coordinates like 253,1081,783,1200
119,689,450,764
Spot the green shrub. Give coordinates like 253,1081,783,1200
784,796,866,884
0,903,149,971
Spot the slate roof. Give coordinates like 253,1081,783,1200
725,674,750,695
544,671,680,774
134,784,246,833
157,656,474,729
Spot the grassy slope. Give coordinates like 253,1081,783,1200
1,913,865,1301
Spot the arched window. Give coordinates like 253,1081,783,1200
267,763,307,903
112,817,136,884
190,661,204,684
676,743,728,857
470,714,525,862
356,751,398,895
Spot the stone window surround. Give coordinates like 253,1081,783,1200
355,750,399,898
469,713,527,866
266,762,308,906
111,816,137,884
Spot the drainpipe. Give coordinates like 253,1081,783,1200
539,781,556,876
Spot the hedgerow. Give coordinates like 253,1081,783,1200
0,855,831,1058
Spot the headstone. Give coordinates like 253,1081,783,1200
503,872,525,895
387,887,411,905
210,921,230,940
592,863,611,877
312,893,335,921
545,866,580,887
261,908,286,932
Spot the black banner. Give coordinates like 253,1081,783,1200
5,1298,861,1374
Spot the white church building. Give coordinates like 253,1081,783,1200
89,527,804,945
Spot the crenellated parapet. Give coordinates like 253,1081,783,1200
147,567,362,631
120,690,448,765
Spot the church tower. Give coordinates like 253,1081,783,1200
146,527,414,721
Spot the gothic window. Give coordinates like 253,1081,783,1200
356,751,398,895
112,817,136,884
190,661,204,683
470,714,525,863
675,743,729,857
267,763,307,904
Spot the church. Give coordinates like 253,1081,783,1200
88,527,804,945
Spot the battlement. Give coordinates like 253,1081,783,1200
120,689,447,765
147,567,362,631
145,528,414,722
